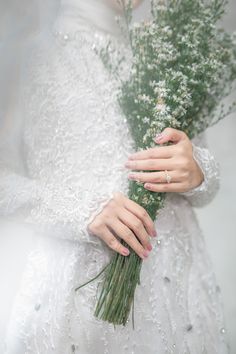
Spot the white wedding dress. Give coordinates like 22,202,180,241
0,0,229,353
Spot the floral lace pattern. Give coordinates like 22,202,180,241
0,13,229,354
179,133,220,207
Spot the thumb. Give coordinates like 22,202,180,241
154,127,186,144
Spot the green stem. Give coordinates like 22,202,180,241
74,263,110,292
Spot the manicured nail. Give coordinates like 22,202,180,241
128,173,136,180
123,249,130,256
154,133,165,143
143,250,150,258
124,161,131,167
147,244,152,251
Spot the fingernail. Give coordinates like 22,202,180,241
124,161,131,167
147,244,152,251
154,133,164,143
153,230,157,237
128,173,136,180
123,249,130,256
143,250,150,258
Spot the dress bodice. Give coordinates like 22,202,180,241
56,0,121,37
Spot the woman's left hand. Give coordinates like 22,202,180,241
124,127,204,193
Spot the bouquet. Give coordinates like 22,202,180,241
76,0,236,328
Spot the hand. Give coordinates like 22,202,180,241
124,127,204,193
87,192,157,259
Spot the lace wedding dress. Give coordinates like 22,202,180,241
0,0,229,353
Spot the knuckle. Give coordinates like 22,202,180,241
140,209,148,220
113,191,124,204
107,199,117,210
181,170,189,180
173,158,182,170
103,206,110,215
164,127,173,134
87,223,99,235
124,230,134,239
179,156,189,168
177,144,186,156
91,219,103,232
133,219,142,230
107,237,118,250
101,211,111,223
113,192,120,200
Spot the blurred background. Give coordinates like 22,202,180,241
0,0,235,352
197,2,236,350
136,0,236,351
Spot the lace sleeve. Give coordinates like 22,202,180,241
0,149,113,244
178,132,220,207
0,37,116,244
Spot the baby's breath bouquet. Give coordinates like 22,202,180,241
76,0,236,327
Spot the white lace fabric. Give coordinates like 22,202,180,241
179,133,221,207
0,1,229,353
1,26,133,244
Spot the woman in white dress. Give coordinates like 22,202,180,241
0,0,229,353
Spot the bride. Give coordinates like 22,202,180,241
0,0,229,353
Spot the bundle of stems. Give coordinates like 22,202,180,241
75,0,236,327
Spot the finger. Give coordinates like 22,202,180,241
128,145,175,161
98,225,130,257
116,208,153,251
113,191,126,205
144,182,187,193
128,170,181,184
125,158,172,171
122,196,156,237
154,128,187,145
109,218,150,259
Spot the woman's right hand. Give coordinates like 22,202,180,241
87,192,157,260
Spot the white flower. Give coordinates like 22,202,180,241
156,103,167,112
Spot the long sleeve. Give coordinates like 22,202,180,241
0,98,113,244
0,25,134,244
179,132,220,207
0,158,113,243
